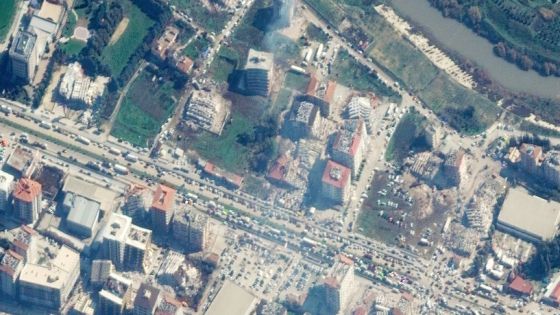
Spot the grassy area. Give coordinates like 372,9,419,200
192,112,254,172
101,0,154,76
330,50,401,102
62,10,77,38
111,70,179,147
306,23,330,43
284,72,311,93
304,0,345,25
61,39,86,56
519,121,560,138
170,0,228,33
0,0,17,43
385,109,429,162
208,46,239,83
183,36,211,60
271,88,292,116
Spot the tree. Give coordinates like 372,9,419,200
467,6,482,26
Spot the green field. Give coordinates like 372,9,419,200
62,10,77,38
101,0,154,76
170,0,228,33
183,36,211,60
284,72,311,93
61,39,86,56
330,50,401,102
305,23,330,43
304,0,345,25
111,70,179,147
192,112,253,171
0,0,17,43
208,46,239,83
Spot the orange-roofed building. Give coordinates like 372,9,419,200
13,178,42,224
306,75,319,96
321,160,351,205
176,56,194,74
508,275,533,296
150,184,176,235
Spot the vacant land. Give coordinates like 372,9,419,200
101,0,154,76
170,0,229,33
111,70,179,147
305,23,330,43
0,0,17,43
208,47,239,83
61,39,87,57
304,0,345,25
192,113,253,172
385,110,429,163
330,50,401,102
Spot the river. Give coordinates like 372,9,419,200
389,0,560,99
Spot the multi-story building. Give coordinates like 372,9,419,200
155,294,184,315
150,185,176,235
321,160,351,205
123,184,153,223
284,101,322,140
542,150,560,188
101,213,132,269
331,120,367,178
91,260,114,288
13,178,42,225
173,211,209,253
11,225,38,263
9,31,38,82
98,273,133,315
133,283,161,315
18,245,80,310
443,150,467,186
0,250,24,298
124,225,152,273
244,49,273,96
345,96,375,134
519,143,543,174
0,170,14,212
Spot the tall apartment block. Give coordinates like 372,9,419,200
150,185,176,235
9,31,39,83
124,225,152,273
13,178,42,225
173,211,209,252
244,49,273,97
0,170,14,212
0,250,24,298
101,213,132,269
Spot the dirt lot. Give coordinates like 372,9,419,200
109,17,129,45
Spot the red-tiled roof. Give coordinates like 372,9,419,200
151,184,176,213
324,81,336,103
176,57,193,74
509,275,533,295
550,282,560,303
13,178,41,203
339,254,354,265
306,76,319,96
323,277,340,289
322,160,350,189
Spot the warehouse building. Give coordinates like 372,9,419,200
497,187,560,243
206,280,257,315
64,194,100,238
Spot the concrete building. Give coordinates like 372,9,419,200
184,90,231,135
64,194,100,237
152,26,179,60
155,294,183,315
284,101,322,140
543,150,560,188
244,49,273,96
497,187,560,243
101,213,132,269
18,245,80,310
13,178,42,225
91,260,114,288
267,153,305,190
346,96,375,134
72,295,95,315
0,250,24,298
331,120,367,178
5,146,39,178
206,280,258,315
133,283,161,315
28,0,64,55
0,170,14,212
172,211,209,252
321,160,351,205
9,31,38,82
123,184,153,223
98,273,133,315
519,143,544,174
150,185,176,235
443,150,466,186
62,176,117,214
58,62,108,107
202,162,244,189
124,225,151,273
11,225,38,263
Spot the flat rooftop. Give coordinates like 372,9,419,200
245,49,273,72
18,245,79,289
498,187,560,241
205,280,257,315
63,176,117,212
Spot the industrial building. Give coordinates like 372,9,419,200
321,160,351,205
284,101,322,140
183,90,230,135
150,184,176,235
62,176,116,213
0,250,24,298
28,0,64,56
9,30,39,82
13,178,42,225
205,280,258,315
244,49,274,96
124,225,152,272
18,245,80,310
330,120,367,178
133,283,161,315
101,213,132,269
0,170,14,212
497,187,560,243
172,211,209,253
64,194,100,238
58,62,109,107
98,273,133,315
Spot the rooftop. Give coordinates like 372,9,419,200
151,185,176,213
31,165,64,200
322,160,351,189
0,250,24,277
245,49,273,72
126,224,151,249
155,294,182,315
332,122,363,157
6,146,37,174
509,275,533,295
134,283,161,312
0,170,14,189
36,1,64,23
519,143,543,161
498,187,560,242
65,194,100,231
292,101,319,125
63,176,116,212
91,260,113,284
9,31,37,58
205,280,257,315
18,245,79,289
13,178,42,203
100,273,132,303
103,213,132,243
203,162,244,188
12,225,36,251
